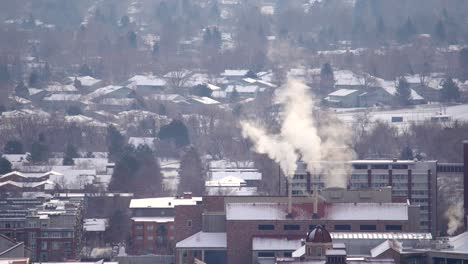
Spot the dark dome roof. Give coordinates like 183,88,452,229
306,225,332,243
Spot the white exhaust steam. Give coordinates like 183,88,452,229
445,202,464,236
241,78,355,188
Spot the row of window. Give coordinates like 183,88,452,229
352,164,409,170
258,224,402,231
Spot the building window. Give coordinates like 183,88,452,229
148,236,154,241
371,164,389,169
5,223,10,228
52,242,60,250
136,236,143,240
385,225,402,231
334,224,351,231
169,225,174,230
307,247,311,256
258,224,275,230
284,252,292,257
353,164,367,169
392,164,408,169
147,225,154,231
317,247,323,256
284,224,300,230
156,226,167,246
360,225,377,231
41,242,47,250
136,225,143,230
187,220,192,227
258,252,275,257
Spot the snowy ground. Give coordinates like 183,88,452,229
331,103,468,125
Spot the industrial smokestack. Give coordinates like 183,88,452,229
463,141,468,229
312,180,320,219
287,178,293,217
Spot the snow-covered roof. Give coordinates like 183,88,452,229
326,249,346,255
70,76,102,87
221,69,248,77
128,75,166,87
376,78,424,100
210,160,256,169
252,237,302,251
190,96,221,105
0,180,54,188
370,240,401,258
331,232,432,240
292,245,305,258
205,186,258,196
326,203,408,221
334,70,362,87
28,88,45,95
225,202,409,221
45,83,78,93
84,218,108,232
129,196,202,209
131,217,174,223
329,89,359,97
211,90,227,98
206,176,246,187
83,85,128,101
43,94,81,101
144,94,188,103
225,85,258,93
206,83,222,91
210,171,261,181
176,232,227,249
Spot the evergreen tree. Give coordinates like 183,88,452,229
109,145,162,196
177,146,205,196
193,84,212,97
440,77,460,102
158,120,190,147
320,62,335,94
400,146,414,160
79,64,93,76
395,77,411,105
244,70,258,79
210,2,220,20
152,42,160,57
4,140,24,154
434,20,446,43
73,77,82,90
0,63,10,84
107,125,126,161
0,157,12,174
229,87,239,103
62,144,79,165
28,71,40,87
42,62,51,82
120,15,130,27
15,81,29,98
397,17,417,42
66,105,82,116
30,133,48,163
460,48,468,81
376,16,386,36
128,31,137,48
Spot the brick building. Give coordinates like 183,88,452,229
129,193,202,255
173,190,423,264
0,197,83,261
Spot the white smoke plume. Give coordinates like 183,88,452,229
240,78,355,187
445,202,464,236
240,122,298,176
276,79,323,173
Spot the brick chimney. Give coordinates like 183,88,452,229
183,192,193,199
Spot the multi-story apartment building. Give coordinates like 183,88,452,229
290,160,438,235
0,197,83,262
129,192,202,255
